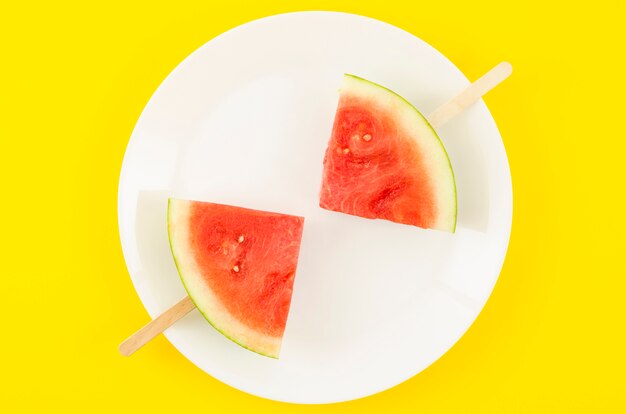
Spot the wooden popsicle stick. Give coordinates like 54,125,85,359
428,62,512,128
119,295,196,356
119,63,512,356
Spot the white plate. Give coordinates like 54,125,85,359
118,11,512,404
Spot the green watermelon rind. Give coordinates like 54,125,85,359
167,198,280,359
343,74,457,232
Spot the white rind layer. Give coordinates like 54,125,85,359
167,198,282,358
342,75,457,232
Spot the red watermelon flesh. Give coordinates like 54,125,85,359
168,198,304,358
320,75,457,232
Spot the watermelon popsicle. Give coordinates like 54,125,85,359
120,199,305,358
319,63,512,232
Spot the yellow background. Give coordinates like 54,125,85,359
2,0,624,412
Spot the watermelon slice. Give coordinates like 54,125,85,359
167,198,304,358
319,75,457,232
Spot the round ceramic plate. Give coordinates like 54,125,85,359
118,11,512,404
